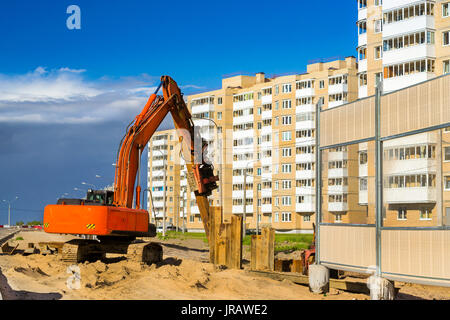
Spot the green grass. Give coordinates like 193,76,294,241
155,231,314,253
15,237,24,241
156,231,208,243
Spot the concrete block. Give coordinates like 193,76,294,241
368,275,395,300
308,264,329,294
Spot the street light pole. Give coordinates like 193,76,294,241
2,196,19,226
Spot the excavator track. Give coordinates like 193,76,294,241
126,242,163,264
61,239,106,264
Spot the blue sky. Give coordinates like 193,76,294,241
0,0,357,224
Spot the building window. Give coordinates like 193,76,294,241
360,178,368,191
375,72,383,85
420,209,432,220
319,80,324,89
374,20,383,33
444,60,450,74
274,213,279,222
281,164,292,173
303,215,311,222
282,84,292,93
282,99,292,109
335,214,342,223
282,116,292,125
359,73,367,87
443,2,449,17
375,0,382,6
445,147,450,161
374,46,382,60
218,97,223,105
281,212,292,222
217,112,222,120
397,208,407,220
445,176,450,190
444,31,450,46
282,148,292,157
189,215,194,223
282,131,292,141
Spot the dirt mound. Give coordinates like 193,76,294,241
13,266,49,278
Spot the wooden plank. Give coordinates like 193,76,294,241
291,260,302,273
261,229,269,270
268,228,275,271
225,223,232,267
231,215,242,269
250,235,257,270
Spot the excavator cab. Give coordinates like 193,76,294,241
86,189,114,205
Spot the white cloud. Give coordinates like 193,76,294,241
0,67,205,124
0,68,166,124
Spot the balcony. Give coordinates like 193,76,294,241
296,120,315,130
296,170,315,180
359,163,368,177
261,95,272,105
233,99,254,110
383,159,436,176
232,175,253,184
358,59,367,73
262,204,272,213
151,190,164,198
328,202,348,212
295,88,315,98
232,205,253,214
296,104,315,113
296,186,314,195
296,153,315,163
233,114,254,126
358,33,367,47
191,206,200,214
383,44,435,66
383,16,435,39
383,72,435,93
192,103,214,115
296,202,315,213
232,190,253,198
328,83,348,95
328,101,346,109
358,8,367,21
384,187,436,204
152,138,168,147
262,110,272,119
328,151,347,162
359,190,368,205
328,185,348,193
261,188,272,198
359,85,368,99
328,168,348,178
261,125,272,135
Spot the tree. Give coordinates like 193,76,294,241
16,221,24,226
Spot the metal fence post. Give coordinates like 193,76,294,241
375,81,383,277
315,100,322,264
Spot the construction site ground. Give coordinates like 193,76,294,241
0,230,449,300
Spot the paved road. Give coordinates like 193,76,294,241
0,228,19,243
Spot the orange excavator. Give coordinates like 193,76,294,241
43,76,218,263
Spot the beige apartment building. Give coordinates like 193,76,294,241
354,0,450,227
147,57,360,233
146,1,450,233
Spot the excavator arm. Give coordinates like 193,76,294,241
113,76,218,238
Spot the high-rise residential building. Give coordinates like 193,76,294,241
157,57,359,233
146,1,450,233
357,0,450,97
355,0,450,228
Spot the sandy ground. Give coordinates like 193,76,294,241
0,230,449,300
